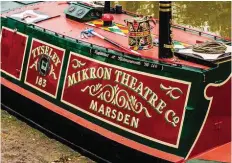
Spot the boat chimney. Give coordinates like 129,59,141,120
158,1,173,58
104,1,111,13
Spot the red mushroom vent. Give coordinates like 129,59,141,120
101,14,114,26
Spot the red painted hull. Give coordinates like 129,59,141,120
1,1,231,162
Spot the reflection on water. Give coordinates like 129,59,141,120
112,1,231,38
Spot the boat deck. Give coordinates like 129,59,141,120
1,1,223,70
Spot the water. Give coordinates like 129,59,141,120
112,1,231,38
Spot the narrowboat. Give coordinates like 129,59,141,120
1,1,231,163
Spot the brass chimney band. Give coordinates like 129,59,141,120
159,2,172,12
159,3,171,7
159,8,172,12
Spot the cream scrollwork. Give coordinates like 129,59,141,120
71,59,86,69
81,83,152,118
160,83,183,100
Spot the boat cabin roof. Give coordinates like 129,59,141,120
1,1,228,70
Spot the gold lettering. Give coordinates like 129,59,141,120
36,47,40,56
54,52,61,67
49,64,57,80
76,71,81,83
32,49,37,58
29,58,38,71
103,68,112,80
165,110,180,127
131,117,139,129
143,86,153,100
52,51,57,63
129,76,137,90
114,70,122,83
172,116,180,127
89,100,98,111
148,92,158,108
98,104,105,115
121,72,131,86
48,47,53,58
134,82,144,96
89,68,96,79
96,67,104,78
123,114,130,125
45,46,49,55
116,111,123,122
155,99,167,114
165,110,175,126
40,45,45,54
105,106,111,117
67,73,77,87
88,101,140,129
111,109,117,119
82,69,89,81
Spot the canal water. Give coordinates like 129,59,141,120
113,1,231,38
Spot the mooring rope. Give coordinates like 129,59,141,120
192,41,227,54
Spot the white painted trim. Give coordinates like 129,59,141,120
61,51,192,148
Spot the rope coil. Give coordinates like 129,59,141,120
192,41,227,54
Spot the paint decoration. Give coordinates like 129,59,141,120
24,39,65,98
61,52,191,148
125,17,153,50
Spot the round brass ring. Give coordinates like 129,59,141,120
159,3,171,7
159,8,172,12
